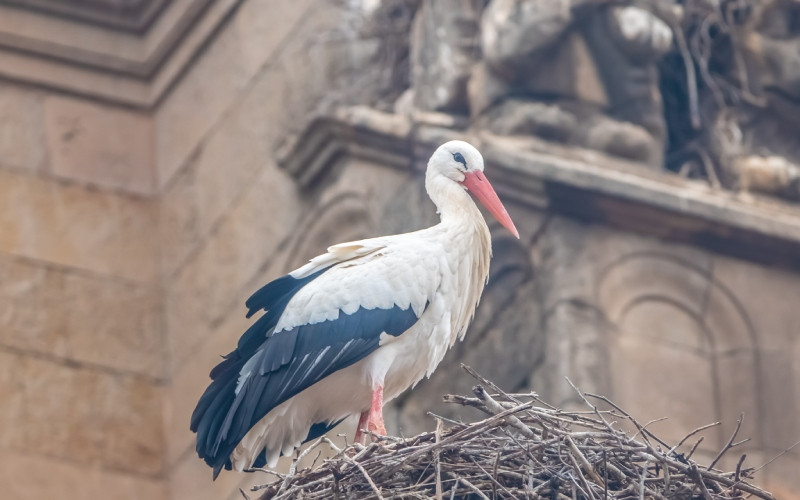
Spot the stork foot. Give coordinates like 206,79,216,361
367,417,387,436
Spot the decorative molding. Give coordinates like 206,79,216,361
280,106,800,269
0,0,168,33
0,0,242,107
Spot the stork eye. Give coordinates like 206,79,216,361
452,152,467,168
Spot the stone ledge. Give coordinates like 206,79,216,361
280,107,800,269
0,0,242,107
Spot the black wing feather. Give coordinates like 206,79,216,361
191,268,424,479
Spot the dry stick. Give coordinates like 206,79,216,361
347,457,385,500
602,450,609,500
474,385,536,438
687,436,704,460
383,401,534,475
459,476,491,500
462,364,524,405
630,417,669,442
690,464,713,500
566,447,598,500
434,418,444,500
566,435,603,485
708,412,744,470
492,452,501,500
638,460,648,500
564,378,626,450
751,439,800,474
449,478,460,500
584,391,672,450
732,454,747,496
668,421,721,456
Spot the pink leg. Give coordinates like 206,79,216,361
354,410,369,445
366,386,387,436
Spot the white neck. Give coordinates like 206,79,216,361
425,169,493,345
425,170,486,233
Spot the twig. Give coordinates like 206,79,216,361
687,436,704,460
690,464,713,500
458,477,491,500
708,413,743,470
347,457,385,499
435,418,443,500
474,385,535,438
668,421,721,456
639,460,648,500
751,439,800,474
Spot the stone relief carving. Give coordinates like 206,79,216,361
402,0,675,168
382,0,800,202
703,0,800,200
471,0,674,168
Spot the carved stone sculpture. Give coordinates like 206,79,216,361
404,0,675,168
706,0,800,200
471,0,675,167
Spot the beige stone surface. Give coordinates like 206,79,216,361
0,169,157,282
0,83,45,172
710,254,800,351
163,310,253,467
0,256,164,377
44,96,155,195
169,450,266,500
159,64,284,277
0,449,167,500
155,0,314,188
166,164,302,372
0,351,164,475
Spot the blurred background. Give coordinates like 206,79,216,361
0,0,798,498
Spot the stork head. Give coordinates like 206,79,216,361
428,140,519,239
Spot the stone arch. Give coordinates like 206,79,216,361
596,251,762,449
283,191,375,271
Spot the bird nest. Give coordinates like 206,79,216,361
249,366,776,500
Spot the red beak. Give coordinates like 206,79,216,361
461,170,519,239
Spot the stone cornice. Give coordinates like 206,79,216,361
0,0,168,33
280,107,800,269
0,0,242,107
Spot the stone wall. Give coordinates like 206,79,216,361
0,81,165,498
0,1,384,498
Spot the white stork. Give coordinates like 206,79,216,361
191,140,519,478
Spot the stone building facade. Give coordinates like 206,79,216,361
0,1,798,499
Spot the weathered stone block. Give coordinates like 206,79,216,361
159,68,283,277
166,165,302,371
0,449,167,500
164,310,253,467
44,96,154,195
0,83,44,172
0,256,164,377
0,352,163,476
0,170,157,282
155,0,315,190
169,450,264,500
